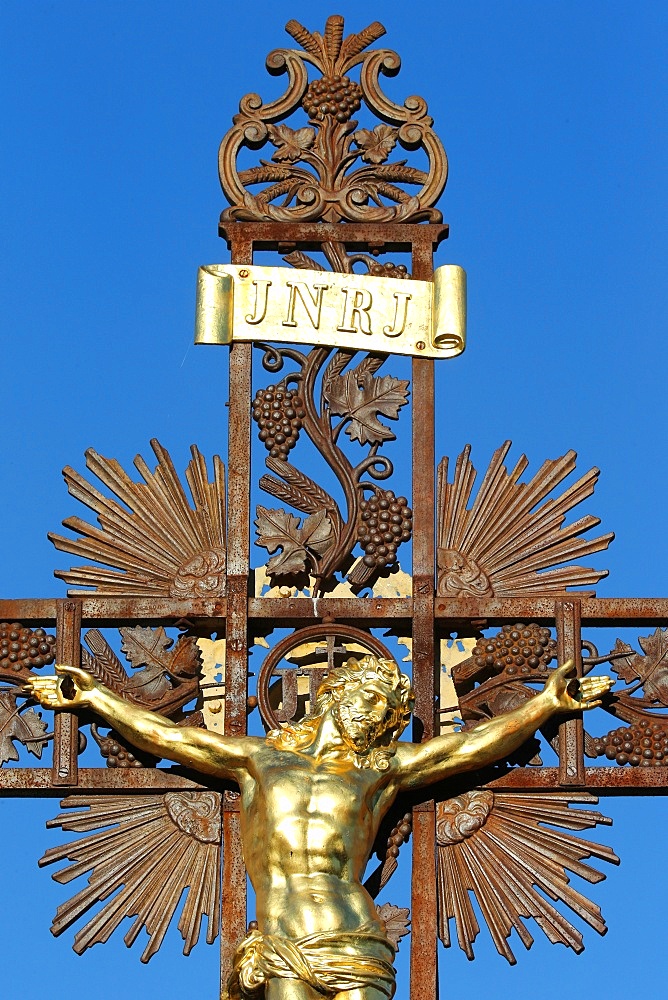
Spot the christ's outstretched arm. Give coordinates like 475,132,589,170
395,661,612,790
25,665,257,780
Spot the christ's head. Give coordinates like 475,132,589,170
266,654,414,770
326,656,414,753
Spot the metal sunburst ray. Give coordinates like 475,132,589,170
40,792,221,962
436,442,614,598
48,439,226,597
436,790,619,963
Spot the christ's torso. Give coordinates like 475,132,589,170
237,742,397,940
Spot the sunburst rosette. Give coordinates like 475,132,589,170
437,442,613,598
40,792,222,962
435,790,618,963
49,439,226,598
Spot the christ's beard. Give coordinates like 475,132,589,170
333,703,383,753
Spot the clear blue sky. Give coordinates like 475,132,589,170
1,2,666,998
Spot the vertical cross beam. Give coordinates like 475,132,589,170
556,598,585,784
221,233,254,991
52,599,81,785
409,241,439,1000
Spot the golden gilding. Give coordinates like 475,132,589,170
26,655,611,1000
194,263,466,359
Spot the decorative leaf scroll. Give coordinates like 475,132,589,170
270,124,316,161
254,343,412,592
583,629,668,766
50,440,226,598
219,15,447,223
355,125,398,164
376,903,410,950
610,629,668,703
40,793,221,962
255,507,334,576
0,690,49,765
81,627,202,768
324,371,409,445
437,442,613,598
436,791,618,963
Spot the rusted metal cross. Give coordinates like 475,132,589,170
2,15,667,1000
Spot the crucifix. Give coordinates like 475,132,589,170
2,14,667,1000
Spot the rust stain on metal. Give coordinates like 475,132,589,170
53,600,81,786
2,15,668,1000
557,600,585,784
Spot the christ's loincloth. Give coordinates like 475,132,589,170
226,923,396,999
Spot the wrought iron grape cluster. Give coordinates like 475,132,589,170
252,384,306,459
303,75,362,122
0,623,56,673
593,722,668,767
358,490,412,570
472,623,557,677
368,261,408,279
92,726,152,769
386,811,412,860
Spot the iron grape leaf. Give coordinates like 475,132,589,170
267,547,309,576
268,124,316,162
169,635,203,679
20,708,50,757
376,902,410,950
298,509,334,557
255,506,309,576
255,507,333,577
120,626,173,702
609,638,643,686
0,691,49,765
325,371,409,445
255,506,302,553
638,629,668,704
353,125,398,164
609,631,668,703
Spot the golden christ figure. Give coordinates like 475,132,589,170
27,655,611,1000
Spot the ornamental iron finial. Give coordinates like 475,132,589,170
218,15,447,224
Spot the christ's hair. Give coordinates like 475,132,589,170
266,655,415,770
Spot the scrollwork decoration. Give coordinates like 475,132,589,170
219,15,447,223
584,628,668,766
253,345,413,592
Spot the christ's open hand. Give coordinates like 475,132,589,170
24,664,97,710
544,660,613,712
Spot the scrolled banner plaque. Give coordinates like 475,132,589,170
194,263,466,359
